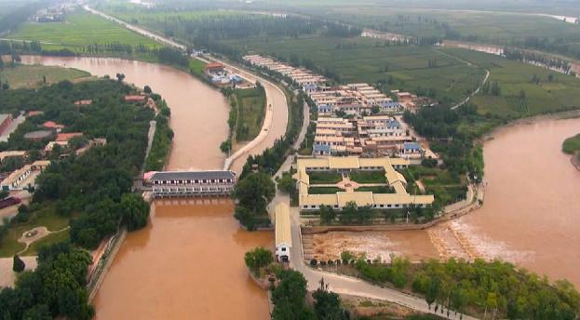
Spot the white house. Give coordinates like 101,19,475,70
275,202,292,262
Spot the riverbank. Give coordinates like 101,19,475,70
480,109,580,142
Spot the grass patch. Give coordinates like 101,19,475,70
20,229,70,256
349,170,386,184
308,187,343,194
308,171,343,184
356,186,394,193
189,58,207,75
234,86,266,142
0,64,91,89
563,133,580,154
7,11,161,53
0,205,69,257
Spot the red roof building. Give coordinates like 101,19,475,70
74,100,93,106
56,132,83,142
28,111,44,117
124,95,147,102
205,62,225,73
41,121,65,130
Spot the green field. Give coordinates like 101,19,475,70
234,86,266,142
7,11,161,52
0,64,91,89
0,205,70,257
563,133,580,154
349,170,387,184
356,186,394,193
308,171,343,184
308,187,344,194
225,37,484,105
443,48,580,118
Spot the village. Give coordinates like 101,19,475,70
0,93,152,221
240,53,466,267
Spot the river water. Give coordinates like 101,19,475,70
21,56,274,319
440,118,580,287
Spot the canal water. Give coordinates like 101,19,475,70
22,56,274,319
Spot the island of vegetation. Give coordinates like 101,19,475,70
563,133,580,170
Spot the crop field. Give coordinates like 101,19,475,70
443,48,580,117
7,11,161,52
226,37,485,104
0,65,92,89
330,7,580,43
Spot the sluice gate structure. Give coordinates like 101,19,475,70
147,170,237,198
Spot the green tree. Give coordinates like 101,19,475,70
23,304,52,320
313,278,349,320
341,251,355,264
234,172,275,214
426,276,441,310
319,205,336,224
244,247,273,275
277,172,296,195
271,270,313,320
143,85,152,94
12,255,25,272
120,193,150,231
339,201,357,224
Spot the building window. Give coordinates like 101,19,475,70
281,247,287,252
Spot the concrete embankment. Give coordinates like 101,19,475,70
87,228,127,302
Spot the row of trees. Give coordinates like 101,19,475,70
145,97,174,171
350,255,580,319
504,48,573,74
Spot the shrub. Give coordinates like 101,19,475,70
13,255,25,272
310,259,318,266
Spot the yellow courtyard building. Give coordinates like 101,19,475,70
295,156,434,211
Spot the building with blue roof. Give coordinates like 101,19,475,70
313,144,331,156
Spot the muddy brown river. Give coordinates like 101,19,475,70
443,118,580,286
22,56,274,319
